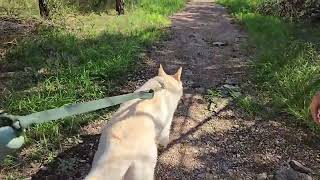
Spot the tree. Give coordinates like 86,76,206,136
38,0,49,18
116,0,124,15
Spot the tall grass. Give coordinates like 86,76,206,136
218,0,320,129
0,0,39,17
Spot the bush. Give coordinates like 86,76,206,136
257,0,320,21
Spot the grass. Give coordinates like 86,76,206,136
0,0,39,17
0,0,185,175
217,0,320,129
207,87,262,117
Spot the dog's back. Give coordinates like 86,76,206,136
86,115,157,179
86,65,183,180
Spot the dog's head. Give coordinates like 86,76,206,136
157,64,183,97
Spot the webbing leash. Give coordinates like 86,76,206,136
0,87,162,160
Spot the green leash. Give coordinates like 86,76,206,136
0,88,161,161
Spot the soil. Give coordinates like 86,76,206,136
2,0,320,179
0,16,38,97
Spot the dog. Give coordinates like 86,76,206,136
85,64,183,180
311,92,320,124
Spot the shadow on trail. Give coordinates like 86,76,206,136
156,108,320,179
29,92,320,179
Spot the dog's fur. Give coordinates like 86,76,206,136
311,92,320,124
85,65,183,180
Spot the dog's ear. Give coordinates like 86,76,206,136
158,64,167,76
173,67,182,81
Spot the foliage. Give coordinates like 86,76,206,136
257,0,320,22
218,0,320,130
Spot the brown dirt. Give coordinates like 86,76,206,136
3,0,320,179
0,16,38,60
0,16,38,97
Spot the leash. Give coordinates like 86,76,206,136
0,87,162,160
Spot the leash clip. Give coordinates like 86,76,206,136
0,111,21,130
0,111,25,161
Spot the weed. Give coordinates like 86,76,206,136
2,155,18,167
235,95,262,117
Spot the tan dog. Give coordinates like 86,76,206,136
85,65,183,180
311,92,320,124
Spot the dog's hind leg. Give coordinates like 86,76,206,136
123,145,157,180
85,159,131,180
123,158,156,180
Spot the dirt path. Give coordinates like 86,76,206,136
146,0,320,179
29,0,320,179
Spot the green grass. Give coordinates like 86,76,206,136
207,87,262,117
0,0,185,172
0,0,39,17
218,0,320,129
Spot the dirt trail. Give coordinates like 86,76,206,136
150,1,320,179
29,0,320,179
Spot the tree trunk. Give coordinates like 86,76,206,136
38,0,49,18
116,0,124,15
